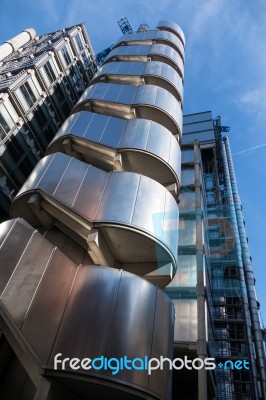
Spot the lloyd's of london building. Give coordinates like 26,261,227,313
0,19,265,400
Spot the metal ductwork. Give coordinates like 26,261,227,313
223,137,266,399
0,28,36,62
221,139,260,399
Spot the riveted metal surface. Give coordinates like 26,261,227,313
156,20,185,46
104,44,184,79
115,30,184,60
72,83,182,138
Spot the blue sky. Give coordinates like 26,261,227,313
1,0,266,323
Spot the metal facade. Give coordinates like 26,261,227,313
0,20,185,400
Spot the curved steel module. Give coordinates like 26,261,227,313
92,60,183,103
114,30,185,60
156,20,185,46
71,82,182,139
104,43,184,80
11,153,179,286
0,20,184,400
0,218,174,400
46,112,181,191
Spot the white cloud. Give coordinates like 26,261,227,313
237,85,266,120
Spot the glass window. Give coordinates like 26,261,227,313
20,81,37,108
61,45,72,66
178,217,196,246
181,148,194,164
69,66,83,93
179,188,195,211
75,34,84,52
0,114,9,140
43,60,57,84
167,254,197,288
181,167,194,185
0,103,16,140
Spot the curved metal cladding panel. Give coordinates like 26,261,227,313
46,112,181,189
0,218,174,400
71,82,182,139
11,153,179,282
92,60,183,103
104,44,184,80
156,20,185,46
114,30,184,61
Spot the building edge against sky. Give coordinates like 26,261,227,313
0,23,97,219
0,19,265,400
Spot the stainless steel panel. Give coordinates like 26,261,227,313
0,218,175,398
0,218,15,247
72,164,109,221
134,85,182,136
106,44,149,59
21,249,78,364
19,152,69,195
116,83,137,104
104,271,156,386
47,114,181,188
115,30,184,59
169,135,182,179
161,190,179,253
133,83,157,105
144,61,183,100
12,154,179,276
96,172,140,224
99,61,145,76
132,175,166,237
149,289,175,400
48,112,125,152
119,118,151,149
73,82,136,108
150,44,184,77
155,30,184,57
102,83,124,102
1,228,54,327
72,83,182,138
157,20,185,45
0,219,36,294
99,115,126,147
118,31,156,42
54,157,89,206
50,265,122,361
104,44,184,79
